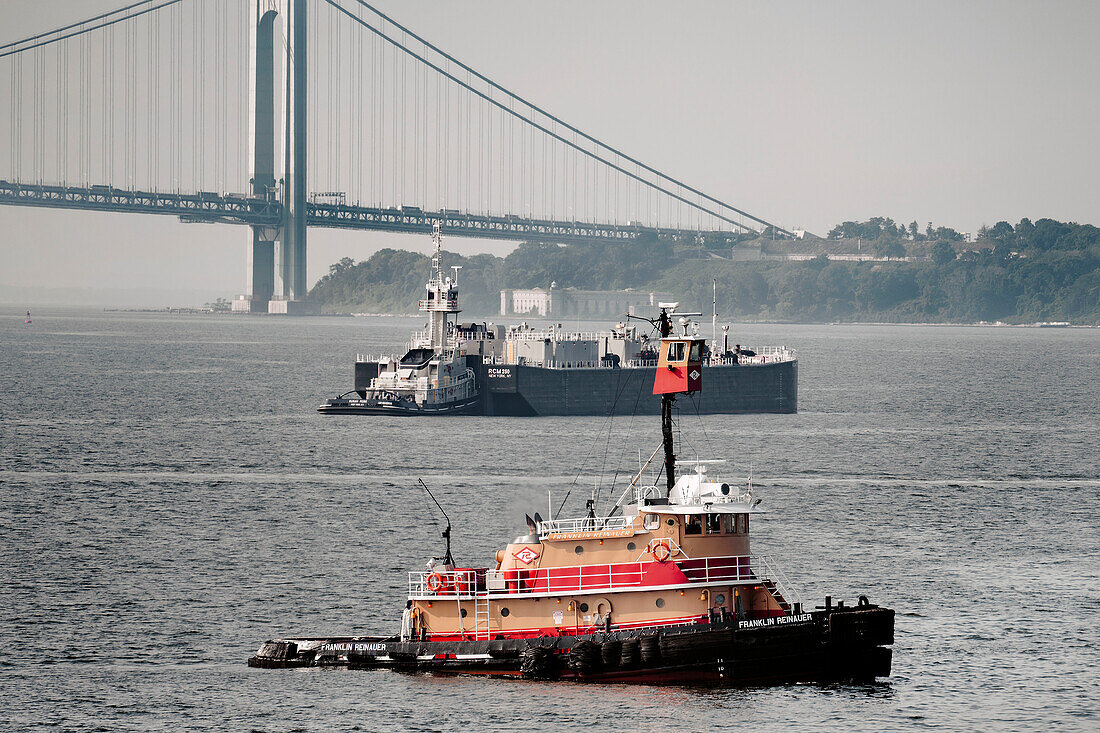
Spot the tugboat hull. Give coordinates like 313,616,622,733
318,394,481,415
248,605,893,686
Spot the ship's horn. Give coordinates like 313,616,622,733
525,514,536,533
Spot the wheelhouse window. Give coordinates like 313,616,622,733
643,513,660,530
667,342,686,362
738,515,749,534
685,515,702,535
722,514,737,534
705,514,722,534
689,341,703,361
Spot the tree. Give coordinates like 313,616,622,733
986,221,1015,242
930,226,964,242
1015,218,1035,248
931,241,957,266
872,238,907,259
329,257,356,277
909,221,920,240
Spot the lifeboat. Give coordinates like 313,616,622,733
254,306,894,684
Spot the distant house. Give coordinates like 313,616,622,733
500,285,674,317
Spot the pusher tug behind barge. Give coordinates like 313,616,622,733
252,309,894,684
319,225,797,418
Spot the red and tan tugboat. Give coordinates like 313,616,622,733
251,308,893,684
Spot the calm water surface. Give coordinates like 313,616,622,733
1,310,1097,731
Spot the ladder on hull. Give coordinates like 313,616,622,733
761,579,792,612
474,593,490,641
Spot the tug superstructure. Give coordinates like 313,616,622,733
254,307,894,684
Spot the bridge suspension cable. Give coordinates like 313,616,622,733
318,0,787,236
1,0,249,198
0,0,184,60
341,0,788,236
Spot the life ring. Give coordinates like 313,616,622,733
649,541,672,563
427,572,447,592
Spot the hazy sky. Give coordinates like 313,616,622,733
1,0,1097,305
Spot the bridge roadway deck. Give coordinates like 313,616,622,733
0,181,736,245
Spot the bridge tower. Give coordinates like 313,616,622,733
241,0,311,315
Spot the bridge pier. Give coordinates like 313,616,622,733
278,0,310,311
236,1,312,314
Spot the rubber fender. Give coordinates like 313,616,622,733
568,640,602,678
619,638,641,668
600,639,622,668
520,646,559,680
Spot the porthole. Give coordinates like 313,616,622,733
460,608,468,618
715,594,726,605
500,607,510,617
579,603,589,613
574,545,584,554
627,542,636,551
655,598,665,608
667,518,675,526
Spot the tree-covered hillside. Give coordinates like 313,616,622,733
309,218,1100,323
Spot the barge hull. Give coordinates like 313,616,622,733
351,360,797,417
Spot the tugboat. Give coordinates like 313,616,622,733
256,307,894,684
318,225,480,415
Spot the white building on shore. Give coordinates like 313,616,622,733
500,284,674,318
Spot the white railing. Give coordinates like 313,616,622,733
367,369,476,402
536,515,633,536
506,329,615,342
359,347,794,368
409,568,485,596
408,554,796,599
372,375,430,390
707,346,796,366
479,353,792,370
422,370,477,404
753,554,802,606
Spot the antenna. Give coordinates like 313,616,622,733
712,278,717,354
417,478,455,567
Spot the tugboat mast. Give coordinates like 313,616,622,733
422,224,460,355
628,303,702,497
657,309,677,495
